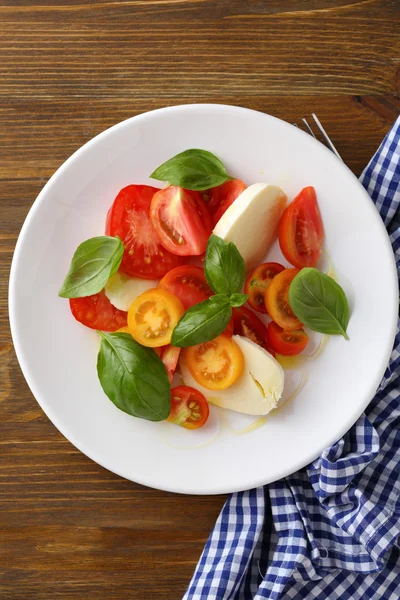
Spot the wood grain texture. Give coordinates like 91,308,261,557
1,1,399,598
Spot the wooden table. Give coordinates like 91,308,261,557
1,1,399,598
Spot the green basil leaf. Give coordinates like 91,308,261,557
289,268,350,339
97,332,170,421
59,236,123,298
204,235,246,296
150,149,231,191
171,295,232,348
230,293,248,308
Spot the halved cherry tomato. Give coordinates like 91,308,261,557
183,334,244,391
150,186,212,256
264,268,302,330
204,179,246,226
158,265,213,310
70,292,127,331
160,344,181,383
127,288,184,347
168,385,209,430
279,186,324,268
105,185,184,279
232,305,274,355
244,262,285,314
266,321,308,356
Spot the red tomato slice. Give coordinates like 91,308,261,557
232,305,275,355
244,262,285,314
160,344,181,383
150,186,212,256
158,265,213,310
266,322,309,356
203,179,246,215
105,184,184,279
279,186,324,268
167,385,209,430
70,291,127,331
207,179,246,226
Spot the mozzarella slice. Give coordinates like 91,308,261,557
105,272,158,311
180,335,284,416
213,183,287,270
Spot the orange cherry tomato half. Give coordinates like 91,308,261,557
159,344,181,383
168,385,209,430
204,179,246,226
244,262,285,314
150,186,212,256
183,334,244,391
127,288,184,347
105,184,184,279
279,186,324,269
232,305,275,356
158,265,213,310
266,321,308,356
264,268,302,331
70,291,127,331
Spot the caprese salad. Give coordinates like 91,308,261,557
59,149,350,430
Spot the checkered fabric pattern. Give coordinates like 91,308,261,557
184,117,400,600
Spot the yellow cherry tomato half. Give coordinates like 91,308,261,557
183,334,244,391
128,288,184,347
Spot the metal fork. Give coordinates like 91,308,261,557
294,113,342,161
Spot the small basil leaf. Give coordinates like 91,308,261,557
171,295,232,348
59,236,123,298
230,293,248,308
204,235,246,296
97,332,170,421
150,149,231,191
289,268,350,339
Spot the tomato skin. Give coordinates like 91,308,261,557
70,292,127,331
160,344,181,383
150,186,212,256
105,184,184,279
183,334,244,391
266,322,308,356
158,265,213,310
232,305,275,356
264,268,302,331
244,262,285,314
168,385,209,430
279,186,324,269
127,288,185,347
205,179,246,226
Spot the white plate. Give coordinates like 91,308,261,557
9,105,398,495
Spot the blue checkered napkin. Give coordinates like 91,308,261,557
184,117,400,600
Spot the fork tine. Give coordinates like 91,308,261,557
312,113,342,160
302,118,317,139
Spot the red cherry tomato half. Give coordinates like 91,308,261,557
105,185,184,279
232,305,275,355
158,265,213,310
279,186,324,268
167,385,210,430
266,322,309,356
70,291,127,331
159,344,181,383
206,179,246,226
150,186,212,256
244,262,285,314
